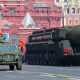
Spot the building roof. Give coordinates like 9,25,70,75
32,4,52,7
67,0,79,6
2,20,14,28
0,4,4,8
21,12,35,28
26,2,52,7
33,2,52,7
56,5,62,7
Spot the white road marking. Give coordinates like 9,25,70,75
68,78,76,79
44,75,56,77
23,66,33,67
68,78,80,80
40,74,56,77
7,71,14,72
20,72,25,73
65,69,80,70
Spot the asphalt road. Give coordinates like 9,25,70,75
0,64,80,80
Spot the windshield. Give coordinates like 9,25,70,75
64,43,71,47
0,46,4,50
6,45,16,50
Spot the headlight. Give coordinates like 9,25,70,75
15,55,19,58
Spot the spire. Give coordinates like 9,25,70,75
22,12,35,28
67,0,79,6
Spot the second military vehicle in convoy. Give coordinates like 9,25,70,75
0,33,24,70
25,25,80,66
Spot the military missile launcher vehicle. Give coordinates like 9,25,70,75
0,33,24,70
25,25,80,66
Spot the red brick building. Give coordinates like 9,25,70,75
0,0,62,48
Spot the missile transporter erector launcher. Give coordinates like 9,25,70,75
25,25,80,66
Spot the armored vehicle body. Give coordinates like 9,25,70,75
0,35,24,70
25,25,80,66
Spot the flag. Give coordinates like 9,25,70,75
23,48,25,53
2,34,9,43
18,40,24,47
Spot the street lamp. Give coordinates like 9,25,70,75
62,11,64,27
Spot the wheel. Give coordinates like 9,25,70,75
52,53,60,66
49,62,51,65
16,60,22,70
40,62,42,65
9,65,14,70
36,61,38,65
44,62,46,65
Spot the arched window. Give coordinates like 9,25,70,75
67,8,69,13
43,27,46,30
75,18,79,25
71,8,75,13
41,11,43,15
10,34,18,45
56,0,59,2
57,19,60,22
77,8,80,13
46,11,48,15
68,18,72,25
64,0,67,2
36,11,38,15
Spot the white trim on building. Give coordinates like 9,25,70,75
19,32,32,35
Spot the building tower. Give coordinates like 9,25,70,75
67,0,79,6
64,0,80,26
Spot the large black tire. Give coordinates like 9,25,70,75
9,65,14,70
16,60,22,70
